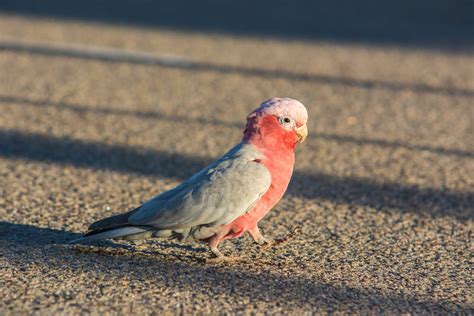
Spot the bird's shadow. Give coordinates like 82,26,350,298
6,221,209,259
0,221,468,313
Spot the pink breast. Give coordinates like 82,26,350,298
225,148,295,236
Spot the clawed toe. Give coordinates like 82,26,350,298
260,238,274,249
260,227,302,249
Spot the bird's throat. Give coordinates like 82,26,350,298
243,115,299,153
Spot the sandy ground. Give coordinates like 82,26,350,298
0,15,473,314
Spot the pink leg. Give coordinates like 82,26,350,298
208,234,225,258
206,232,240,262
248,225,271,245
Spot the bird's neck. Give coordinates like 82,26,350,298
242,115,299,153
243,115,296,191
236,117,297,226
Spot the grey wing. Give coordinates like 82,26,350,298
129,150,271,229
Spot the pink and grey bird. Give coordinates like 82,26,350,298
72,97,308,260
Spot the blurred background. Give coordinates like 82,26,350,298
0,1,473,314
1,0,473,48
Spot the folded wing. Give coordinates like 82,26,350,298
129,143,271,230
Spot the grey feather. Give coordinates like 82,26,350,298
88,208,138,231
69,226,152,244
128,143,271,235
77,143,271,243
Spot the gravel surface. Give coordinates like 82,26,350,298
0,15,473,314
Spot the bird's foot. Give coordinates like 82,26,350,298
249,226,272,247
257,236,275,249
204,246,239,263
262,227,302,249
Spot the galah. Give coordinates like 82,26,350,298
71,97,308,260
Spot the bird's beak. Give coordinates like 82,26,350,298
295,124,308,143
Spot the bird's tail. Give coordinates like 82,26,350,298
68,225,154,244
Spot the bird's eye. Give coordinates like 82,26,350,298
279,116,295,128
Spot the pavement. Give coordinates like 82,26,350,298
0,14,473,314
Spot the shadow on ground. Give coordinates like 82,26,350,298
0,221,467,313
0,0,472,50
0,129,472,221
1,42,473,98
1,95,473,158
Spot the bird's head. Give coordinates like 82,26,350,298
243,97,308,150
